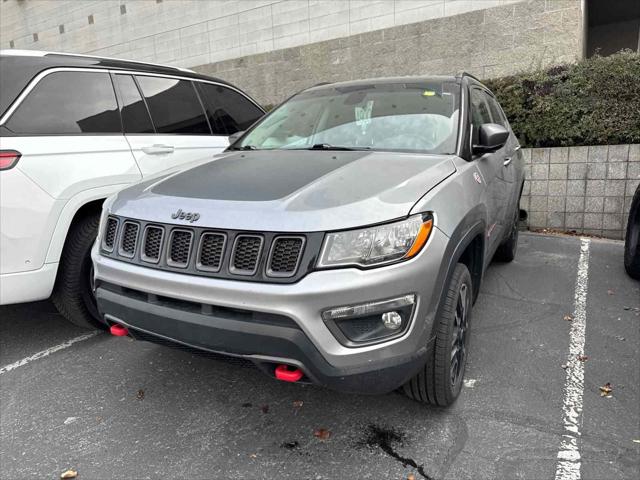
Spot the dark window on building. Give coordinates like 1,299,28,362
32,33,38,42
6,71,120,135
197,83,263,134
115,74,154,134
586,0,640,57
88,14,94,25
59,24,65,34
9,40,14,48
136,76,210,135
120,4,126,15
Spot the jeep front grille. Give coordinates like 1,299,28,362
197,232,226,272
267,237,305,277
100,216,312,283
141,226,164,263
103,217,119,251
167,230,193,267
119,221,139,258
230,235,263,275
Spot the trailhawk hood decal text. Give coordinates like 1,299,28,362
110,150,456,232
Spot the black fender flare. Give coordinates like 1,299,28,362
426,209,487,342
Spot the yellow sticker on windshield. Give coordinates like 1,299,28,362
422,90,436,97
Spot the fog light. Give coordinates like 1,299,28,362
381,311,402,330
322,294,416,345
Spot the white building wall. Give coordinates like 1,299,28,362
1,0,521,68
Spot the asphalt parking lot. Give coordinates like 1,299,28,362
1,233,639,480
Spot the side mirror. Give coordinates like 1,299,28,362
228,130,245,145
473,123,509,154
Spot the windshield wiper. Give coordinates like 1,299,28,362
306,143,371,151
227,144,257,151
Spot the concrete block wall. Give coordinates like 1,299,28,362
520,144,640,239
1,0,523,67
1,1,583,105
195,0,583,105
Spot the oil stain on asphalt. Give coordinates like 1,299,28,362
359,424,434,480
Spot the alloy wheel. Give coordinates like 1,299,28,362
450,283,470,387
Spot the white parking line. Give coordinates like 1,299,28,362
0,332,98,375
555,237,590,480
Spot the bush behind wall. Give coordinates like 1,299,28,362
484,50,640,148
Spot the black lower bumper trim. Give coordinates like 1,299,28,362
96,286,428,395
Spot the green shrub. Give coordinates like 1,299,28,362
483,50,640,148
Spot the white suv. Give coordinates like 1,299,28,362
0,50,264,328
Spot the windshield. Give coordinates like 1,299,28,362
237,81,460,154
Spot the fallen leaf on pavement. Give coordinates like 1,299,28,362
261,405,269,414
607,289,615,295
599,382,613,397
136,389,145,401
577,354,588,362
313,428,331,440
60,470,77,479
563,314,573,322
561,364,568,369
249,453,257,459
407,474,416,480
633,439,640,444
293,400,304,408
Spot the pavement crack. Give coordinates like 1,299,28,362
360,424,434,480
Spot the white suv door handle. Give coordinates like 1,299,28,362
142,144,174,155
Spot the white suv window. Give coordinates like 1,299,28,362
197,83,264,134
135,76,210,135
5,71,121,135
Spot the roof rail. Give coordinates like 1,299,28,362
455,71,483,83
0,49,195,74
311,81,333,88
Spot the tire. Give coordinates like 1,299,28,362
624,186,640,280
494,203,519,262
403,263,473,406
51,213,103,329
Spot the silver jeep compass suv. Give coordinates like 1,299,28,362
92,73,524,406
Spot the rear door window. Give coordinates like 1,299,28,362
5,71,121,134
114,74,154,134
197,83,263,134
135,76,210,135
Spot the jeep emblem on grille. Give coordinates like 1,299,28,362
171,209,200,223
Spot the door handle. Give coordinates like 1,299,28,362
503,157,512,166
142,144,174,155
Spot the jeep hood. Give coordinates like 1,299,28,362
111,150,456,232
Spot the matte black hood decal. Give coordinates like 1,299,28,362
111,150,457,232
151,151,367,201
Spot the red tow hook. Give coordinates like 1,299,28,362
274,364,303,382
110,324,129,337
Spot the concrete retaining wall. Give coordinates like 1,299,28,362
196,0,583,105
520,144,640,239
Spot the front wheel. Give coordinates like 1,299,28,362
51,213,103,329
403,263,473,406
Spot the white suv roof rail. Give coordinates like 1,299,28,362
0,49,196,74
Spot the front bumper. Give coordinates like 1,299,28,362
93,226,450,394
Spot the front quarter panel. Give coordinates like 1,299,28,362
411,155,488,241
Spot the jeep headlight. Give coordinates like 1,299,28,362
317,214,433,268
